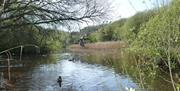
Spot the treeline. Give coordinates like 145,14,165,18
0,0,109,55
82,0,180,70
69,25,104,43
85,10,156,42
0,25,69,55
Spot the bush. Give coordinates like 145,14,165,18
130,0,180,69
0,26,69,54
120,10,156,43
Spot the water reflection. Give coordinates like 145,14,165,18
60,59,138,91
1,53,139,91
71,50,174,91
0,50,174,91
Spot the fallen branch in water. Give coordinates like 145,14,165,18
0,44,39,55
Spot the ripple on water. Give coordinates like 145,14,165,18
13,53,139,91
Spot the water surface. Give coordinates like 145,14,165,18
0,53,138,91
0,50,174,91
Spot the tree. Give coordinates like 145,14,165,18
0,0,109,30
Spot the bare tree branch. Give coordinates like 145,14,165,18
0,0,110,30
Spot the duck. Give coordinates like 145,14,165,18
68,58,75,61
57,76,62,87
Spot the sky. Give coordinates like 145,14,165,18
77,0,151,30
110,0,147,20
109,0,170,21
79,0,170,29
60,0,170,31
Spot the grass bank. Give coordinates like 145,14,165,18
68,41,127,52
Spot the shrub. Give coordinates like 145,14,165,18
130,0,180,69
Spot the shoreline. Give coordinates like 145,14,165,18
68,41,127,51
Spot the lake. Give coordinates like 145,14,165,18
0,49,173,91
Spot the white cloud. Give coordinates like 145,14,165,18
65,0,171,31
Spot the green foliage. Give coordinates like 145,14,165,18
69,32,80,44
121,10,156,43
89,19,126,42
83,0,180,71
0,26,39,51
89,10,155,43
130,0,180,69
87,32,98,42
112,19,127,40
0,0,108,54
80,24,105,43
38,28,69,53
80,25,103,35
0,26,69,54
97,25,116,41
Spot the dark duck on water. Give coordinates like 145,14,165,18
57,76,62,87
68,57,75,61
